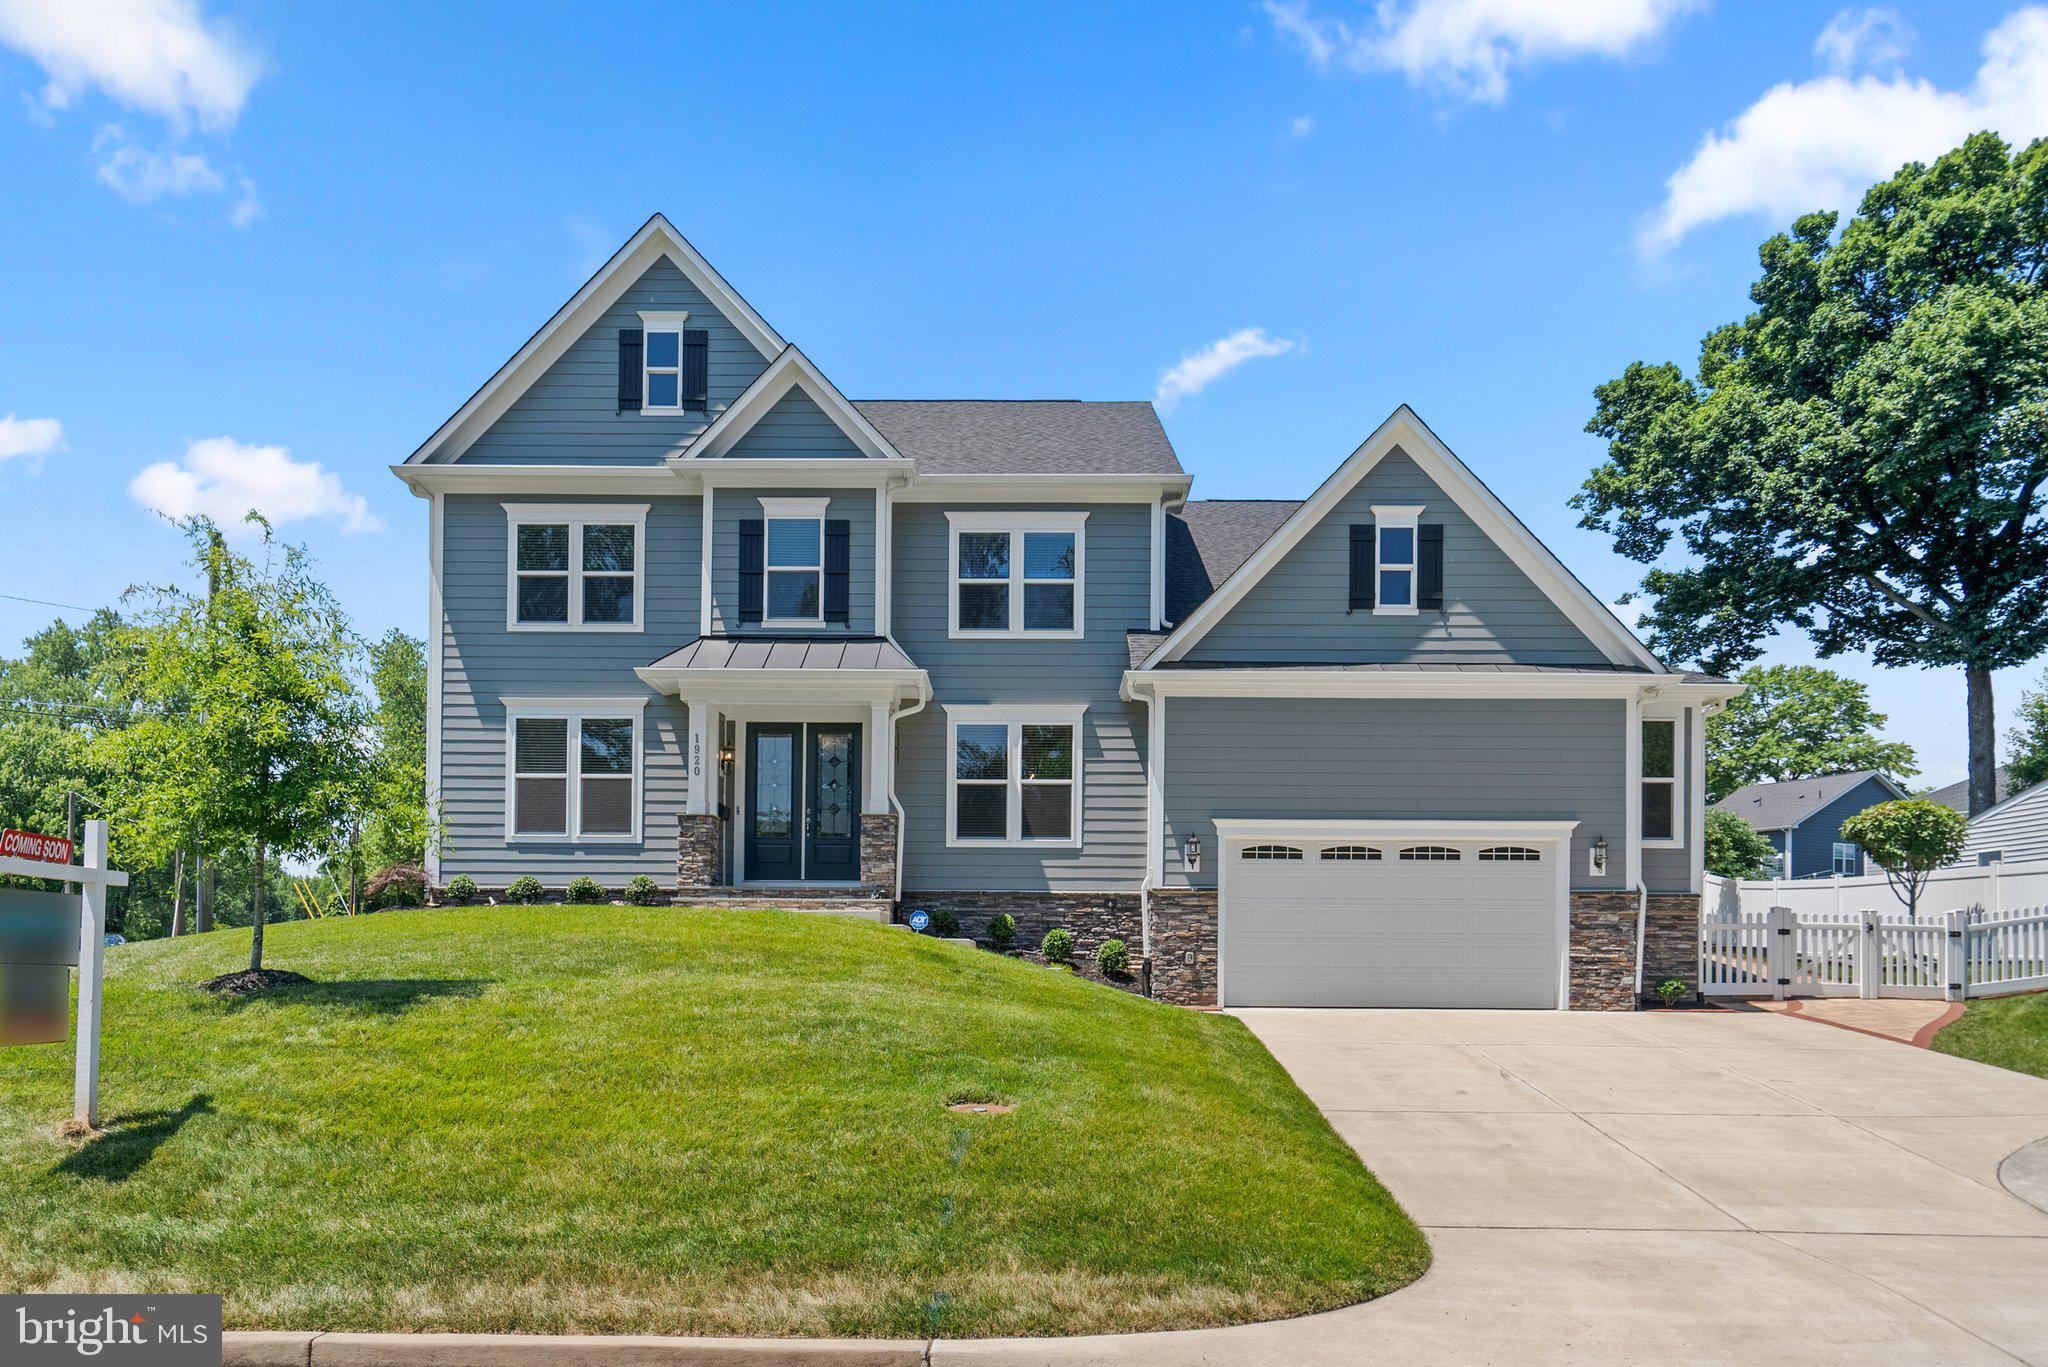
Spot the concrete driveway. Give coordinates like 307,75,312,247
940,1007,2048,1367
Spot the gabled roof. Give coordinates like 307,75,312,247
1136,406,1665,672
851,400,1183,475
1920,768,2012,816
682,347,909,463
1710,770,1910,832
1165,499,1302,624
406,214,785,465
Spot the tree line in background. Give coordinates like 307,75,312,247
0,517,429,963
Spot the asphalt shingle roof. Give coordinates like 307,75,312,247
1165,500,1302,624
850,400,1182,476
1920,768,2012,815
1710,770,1898,832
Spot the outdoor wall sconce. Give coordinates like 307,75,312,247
1183,834,1202,874
1589,836,1609,877
718,744,735,771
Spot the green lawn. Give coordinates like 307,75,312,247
1932,990,2048,1080
0,907,1426,1338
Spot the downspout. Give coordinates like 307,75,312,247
887,686,928,908
1634,878,1649,1002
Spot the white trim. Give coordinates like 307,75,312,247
394,464,686,498
637,310,691,329
1639,707,1683,851
501,503,648,633
1144,693,1165,887
502,697,649,844
1149,498,1166,630
684,346,912,463
876,487,894,636
943,704,1088,849
406,214,784,464
1689,704,1708,893
758,496,831,518
760,500,828,627
1140,406,1664,672
634,666,930,709
699,486,715,637
1371,504,1422,617
1624,692,1642,886
426,491,444,885
1211,819,1578,1012
637,313,692,414
1125,670,1740,703
945,511,1087,641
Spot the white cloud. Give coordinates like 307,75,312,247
226,175,260,227
1288,112,1318,138
1816,9,1913,74
0,0,257,131
0,414,64,464
1265,0,1698,104
130,437,383,536
1155,328,1300,411
1643,7,2048,252
94,129,222,200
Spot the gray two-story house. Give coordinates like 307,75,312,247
395,217,1737,1010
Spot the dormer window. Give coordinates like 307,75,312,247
628,313,708,413
1372,505,1422,615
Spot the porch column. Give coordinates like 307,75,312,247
867,700,892,815
686,701,714,816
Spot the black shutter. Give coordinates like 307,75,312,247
1348,524,1375,610
617,329,643,412
738,519,764,626
1418,524,1444,610
824,520,851,624
682,329,709,412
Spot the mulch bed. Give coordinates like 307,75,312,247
199,968,315,997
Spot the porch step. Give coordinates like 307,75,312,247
676,892,893,923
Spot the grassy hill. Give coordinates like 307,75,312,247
0,907,1426,1338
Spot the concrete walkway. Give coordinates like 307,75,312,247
1753,996,1963,1046
941,1008,2048,1366
224,1009,2048,1366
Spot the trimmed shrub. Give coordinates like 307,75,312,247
364,862,425,911
623,874,662,906
987,913,1017,950
442,874,478,906
1041,926,1075,964
1656,977,1688,1006
506,875,546,905
565,875,605,905
1095,938,1129,977
931,909,961,938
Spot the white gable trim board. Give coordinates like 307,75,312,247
1139,406,1663,674
681,346,911,463
407,215,785,465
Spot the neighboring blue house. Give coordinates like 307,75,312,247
1709,771,1908,879
394,216,1738,1010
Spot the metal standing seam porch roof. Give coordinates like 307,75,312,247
633,636,930,704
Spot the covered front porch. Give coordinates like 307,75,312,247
636,637,930,905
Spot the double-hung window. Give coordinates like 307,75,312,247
1832,841,1860,877
946,706,1084,846
760,497,826,624
507,700,644,841
636,312,706,413
505,505,647,631
1372,505,1422,614
1640,714,1680,846
946,511,1085,638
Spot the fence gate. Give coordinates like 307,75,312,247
1699,903,2048,1002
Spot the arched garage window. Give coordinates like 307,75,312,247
1399,845,1462,861
1240,844,1304,860
1320,845,1382,861
1479,846,1541,862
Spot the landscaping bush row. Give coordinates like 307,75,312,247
437,873,667,907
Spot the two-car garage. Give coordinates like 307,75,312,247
1216,821,1576,1009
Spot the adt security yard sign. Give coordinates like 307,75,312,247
0,821,126,1127
907,910,930,932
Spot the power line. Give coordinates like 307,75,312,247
0,591,96,613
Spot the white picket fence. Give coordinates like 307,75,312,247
1698,903,2048,1001
1703,857,2048,921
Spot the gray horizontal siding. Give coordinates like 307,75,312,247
1639,708,1699,894
1961,784,2048,865
1182,447,1613,666
438,493,700,885
726,389,865,458
708,487,875,634
1160,697,1628,892
894,502,1150,891
461,259,771,465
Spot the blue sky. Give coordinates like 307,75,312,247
0,0,2043,786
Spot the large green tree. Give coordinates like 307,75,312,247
2011,668,2048,791
1577,132,2048,818
360,629,430,871
97,519,368,976
1705,664,1917,799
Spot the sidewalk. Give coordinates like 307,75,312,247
1752,997,1962,1047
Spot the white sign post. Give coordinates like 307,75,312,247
0,817,126,1131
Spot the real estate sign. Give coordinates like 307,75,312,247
0,888,77,1046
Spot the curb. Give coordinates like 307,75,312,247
225,1331,927,1367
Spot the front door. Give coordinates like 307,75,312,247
743,723,862,883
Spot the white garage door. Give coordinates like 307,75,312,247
1222,837,1563,1008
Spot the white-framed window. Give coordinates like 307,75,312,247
760,497,827,625
1479,845,1542,862
1372,504,1422,615
1399,845,1461,861
944,704,1085,847
1832,841,1860,877
1320,845,1381,861
503,504,648,632
1242,844,1304,860
638,311,689,412
1640,713,1681,847
1766,846,1787,879
504,698,646,842
945,511,1086,639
